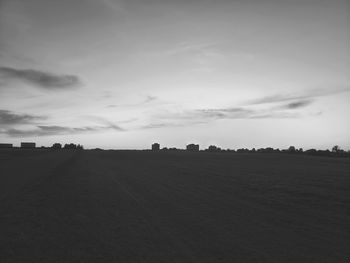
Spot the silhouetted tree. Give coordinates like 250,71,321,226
257,147,274,153
288,146,296,153
77,144,84,150
332,145,340,153
168,147,178,151
237,148,249,153
52,143,62,149
64,143,78,149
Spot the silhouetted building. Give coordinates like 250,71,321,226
186,144,199,152
152,143,160,151
21,142,36,149
52,143,62,149
0,143,13,148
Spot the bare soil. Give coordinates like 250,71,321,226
1,149,349,262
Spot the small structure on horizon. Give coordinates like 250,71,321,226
186,143,199,152
21,142,36,149
207,145,222,152
152,143,160,151
0,143,13,148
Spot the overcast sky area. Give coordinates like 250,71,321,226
0,0,349,149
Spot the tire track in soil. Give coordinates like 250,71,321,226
0,151,87,263
83,154,199,263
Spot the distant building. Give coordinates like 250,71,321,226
0,143,13,148
186,144,199,152
207,145,221,152
21,142,36,149
152,143,160,151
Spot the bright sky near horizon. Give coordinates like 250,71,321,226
0,0,349,150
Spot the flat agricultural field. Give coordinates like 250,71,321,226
0,149,349,262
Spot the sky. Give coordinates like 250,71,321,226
0,0,349,150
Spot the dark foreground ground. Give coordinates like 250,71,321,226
0,149,349,263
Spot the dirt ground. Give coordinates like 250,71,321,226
0,149,349,262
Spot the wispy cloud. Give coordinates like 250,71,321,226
0,67,82,89
193,108,254,119
247,87,350,105
249,112,299,119
154,107,252,121
144,95,157,103
156,42,217,57
83,115,125,130
144,105,301,129
0,109,45,125
141,122,192,129
107,95,158,108
278,100,313,110
141,90,324,129
1,124,124,137
141,123,176,129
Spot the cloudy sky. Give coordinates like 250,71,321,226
0,0,349,150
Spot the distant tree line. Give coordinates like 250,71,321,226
151,143,350,158
2,141,349,158
0,142,84,150
52,143,83,150
203,145,350,158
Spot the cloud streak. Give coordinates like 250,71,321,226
1,124,124,137
158,105,302,122
280,100,313,109
143,104,303,129
107,95,159,108
0,67,82,89
0,109,45,125
247,87,350,105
